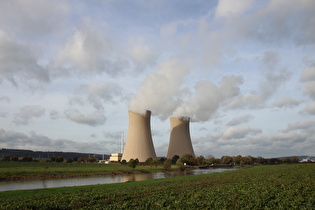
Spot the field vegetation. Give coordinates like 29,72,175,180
0,164,314,209
0,154,301,181
0,162,166,181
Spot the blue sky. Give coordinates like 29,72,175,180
0,0,314,158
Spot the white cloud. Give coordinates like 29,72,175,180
129,58,191,119
226,114,254,126
272,97,303,108
0,0,68,38
0,30,49,86
55,25,127,78
300,67,315,82
0,96,10,103
282,120,315,133
222,126,262,140
174,76,243,122
215,0,254,18
50,110,60,120
13,105,45,125
129,43,156,71
304,102,315,115
65,110,106,126
0,129,115,154
83,82,122,110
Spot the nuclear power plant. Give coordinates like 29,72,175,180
166,116,195,159
122,110,157,162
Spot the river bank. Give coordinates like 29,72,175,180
0,162,168,181
0,164,314,209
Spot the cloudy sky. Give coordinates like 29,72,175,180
1,0,315,158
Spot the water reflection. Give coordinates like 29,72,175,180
0,168,237,192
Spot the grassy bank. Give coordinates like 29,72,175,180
0,162,166,181
0,164,314,209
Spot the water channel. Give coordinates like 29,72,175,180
0,168,238,192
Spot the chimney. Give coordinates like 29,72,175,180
122,110,157,162
166,116,195,159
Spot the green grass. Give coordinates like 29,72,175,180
0,162,165,181
0,164,314,209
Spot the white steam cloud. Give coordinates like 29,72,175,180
129,57,243,122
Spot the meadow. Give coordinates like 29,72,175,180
0,162,165,181
0,164,314,209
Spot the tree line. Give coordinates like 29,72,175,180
120,154,300,170
2,154,300,166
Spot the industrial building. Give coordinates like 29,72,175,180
122,110,157,162
166,116,195,159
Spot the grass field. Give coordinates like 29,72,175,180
0,164,314,209
0,162,166,181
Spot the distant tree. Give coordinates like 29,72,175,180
2,155,11,161
176,159,185,171
195,155,206,165
73,157,78,162
66,158,73,163
22,156,33,162
221,156,233,165
145,157,153,165
121,159,127,165
78,157,86,163
158,157,167,165
128,159,138,168
56,156,64,163
180,154,196,165
233,155,242,165
50,157,56,162
171,155,180,164
11,156,19,161
206,155,218,165
292,156,299,163
87,158,97,163
163,159,172,171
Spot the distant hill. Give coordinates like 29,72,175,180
0,148,109,160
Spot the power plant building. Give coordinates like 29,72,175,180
122,110,157,162
166,116,195,159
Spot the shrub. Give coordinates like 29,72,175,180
163,159,172,171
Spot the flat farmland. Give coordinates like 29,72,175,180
0,162,164,181
0,164,314,209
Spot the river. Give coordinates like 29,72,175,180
0,168,238,192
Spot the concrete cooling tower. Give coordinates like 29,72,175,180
166,116,195,159
122,110,156,162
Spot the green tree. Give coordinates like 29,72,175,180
2,155,11,161
221,156,233,164
171,155,180,164
180,154,196,165
195,155,205,165
176,159,185,171
56,156,64,163
163,159,172,171
22,156,33,162
11,156,19,161
128,159,138,168
145,157,153,165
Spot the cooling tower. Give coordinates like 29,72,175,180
166,116,195,159
122,110,156,162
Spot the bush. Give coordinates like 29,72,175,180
171,155,179,164
163,159,172,171
145,157,153,165
128,159,138,168
176,159,185,171
2,155,11,161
